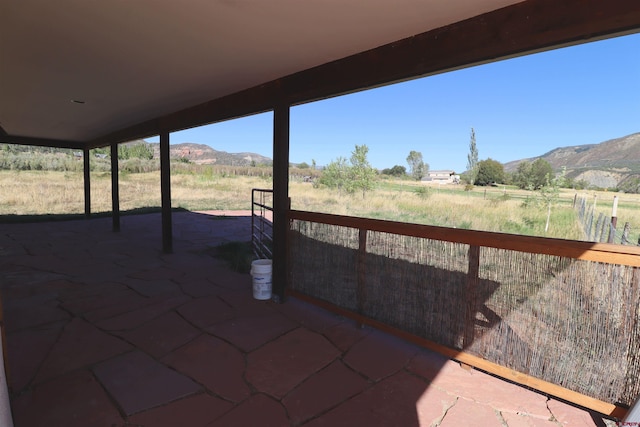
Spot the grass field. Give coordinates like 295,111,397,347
2,169,640,244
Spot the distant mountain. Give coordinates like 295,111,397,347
148,142,271,166
503,132,640,190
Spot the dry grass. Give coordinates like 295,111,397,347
2,170,640,243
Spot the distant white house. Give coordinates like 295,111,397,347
421,170,460,184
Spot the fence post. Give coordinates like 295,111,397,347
357,229,368,317
594,213,603,242
464,245,480,349
586,205,594,241
621,222,631,245
608,196,619,244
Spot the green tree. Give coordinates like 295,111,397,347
318,157,349,194
118,142,154,160
466,127,479,184
530,158,553,190
474,158,504,186
406,150,427,181
381,165,407,177
539,169,564,233
348,144,377,198
514,158,553,190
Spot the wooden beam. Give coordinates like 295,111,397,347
0,134,84,150
282,0,640,105
83,148,91,218
110,143,120,232
160,131,172,253
272,104,290,302
89,0,640,147
289,209,640,267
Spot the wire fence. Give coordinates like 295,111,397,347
575,195,637,245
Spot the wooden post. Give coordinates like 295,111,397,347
83,147,91,218
110,143,120,232
357,228,368,315
608,196,618,244
272,104,290,302
621,222,631,245
160,131,173,253
464,245,480,348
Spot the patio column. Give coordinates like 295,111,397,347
160,130,172,253
272,104,290,302
83,147,91,218
110,142,120,232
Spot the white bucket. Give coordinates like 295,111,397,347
251,259,272,300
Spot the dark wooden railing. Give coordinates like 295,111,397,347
287,209,640,418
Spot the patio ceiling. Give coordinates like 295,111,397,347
1,0,640,149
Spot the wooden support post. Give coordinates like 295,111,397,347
357,228,368,315
463,245,481,348
110,143,120,232
83,147,91,218
272,104,290,302
160,131,173,253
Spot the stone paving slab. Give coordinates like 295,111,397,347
282,360,369,424
439,397,505,427
162,334,250,402
6,320,66,392
35,317,132,382
343,329,420,381
208,393,289,427
117,311,201,358
176,294,236,328
246,328,341,399
0,212,619,427
92,350,201,416
126,393,234,427
11,370,125,427
302,370,451,427
206,311,297,352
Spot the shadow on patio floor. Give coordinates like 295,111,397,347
0,211,613,426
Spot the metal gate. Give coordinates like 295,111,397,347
251,188,273,260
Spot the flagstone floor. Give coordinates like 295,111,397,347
0,211,617,426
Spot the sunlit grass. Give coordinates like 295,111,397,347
1,169,639,243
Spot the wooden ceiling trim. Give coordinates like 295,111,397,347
1,134,85,150
89,0,640,148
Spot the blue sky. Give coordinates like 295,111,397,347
159,32,640,172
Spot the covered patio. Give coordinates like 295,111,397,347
2,0,640,425
0,212,610,426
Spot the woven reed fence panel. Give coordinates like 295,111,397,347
289,220,360,311
363,231,469,350
469,248,640,406
289,219,640,407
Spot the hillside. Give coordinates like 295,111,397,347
504,132,640,190
148,142,271,166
